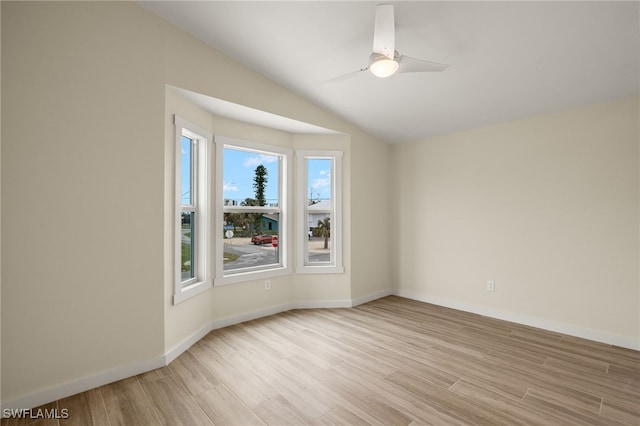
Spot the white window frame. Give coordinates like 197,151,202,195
215,136,292,286
296,150,344,274
173,116,212,304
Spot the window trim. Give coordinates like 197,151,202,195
173,116,212,304
296,150,344,274
215,136,292,286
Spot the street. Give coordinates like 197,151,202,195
223,237,331,269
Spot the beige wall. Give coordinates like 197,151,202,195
2,1,391,405
392,97,639,344
2,1,166,403
350,133,393,301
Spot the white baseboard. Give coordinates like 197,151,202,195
293,299,352,309
351,288,394,307
394,289,640,351
2,355,166,411
209,302,295,331
3,290,395,411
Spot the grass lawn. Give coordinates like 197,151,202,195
224,252,241,264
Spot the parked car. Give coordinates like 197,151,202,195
251,234,274,245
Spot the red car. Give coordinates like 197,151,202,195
251,234,274,245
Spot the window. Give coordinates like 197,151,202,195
215,137,292,285
174,116,212,304
296,151,343,273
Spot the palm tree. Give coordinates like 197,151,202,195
316,217,330,249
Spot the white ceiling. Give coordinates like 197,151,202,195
139,1,639,144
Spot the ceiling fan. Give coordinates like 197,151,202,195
330,4,449,81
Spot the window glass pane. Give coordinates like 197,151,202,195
181,211,196,281
223,147,279,207
181,136,193,206
223,212,280,272
307,158,332,205
307,213,331,263
307,158,332,264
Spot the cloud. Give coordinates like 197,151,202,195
311,170,331,192
243,155,278,168
311,177,330,191
223,181,238,192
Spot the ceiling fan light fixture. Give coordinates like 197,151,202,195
369,53,399,78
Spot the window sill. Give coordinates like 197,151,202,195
296,265,345,274
173,279,212,305
215,266,292,286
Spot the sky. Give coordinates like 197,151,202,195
223,147,281,204
181,139,332,205
306,158,332,202
181,136,193,205
223,148,332,204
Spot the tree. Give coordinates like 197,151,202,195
316,217,330,249
226,211,252,236
239,197,262,234
252,165,268,232
253,165,268,207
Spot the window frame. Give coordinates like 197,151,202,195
215,136,292,286
173,116,212,304
296,150,344,274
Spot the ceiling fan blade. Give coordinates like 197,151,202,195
373,4,395,60
322,67,369,85
397,55,449,73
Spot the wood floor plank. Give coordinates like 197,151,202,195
136,366,173,384
58,389,109,426
274,354,347,411
329,361,470,426
189,338,279,407
168,348,220,397
486,347,548,366
532,354,640,407
298,327,399,378
521,388,623,426
252,394,315,425
524,386,602,416
418,346,530,399
448,379,579,425
100,377,161,426
608,364,640,384
385,370,527,426
194,384,267,426
316,405,371,426
323,372,416,426
559,335,640,371
220,346,336,420
600,397,640,425
139,375,213,425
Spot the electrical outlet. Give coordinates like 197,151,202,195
487,280,495,292
265,280,271,290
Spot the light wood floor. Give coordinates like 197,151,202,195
4,296,639,425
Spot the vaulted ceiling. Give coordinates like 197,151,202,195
139,1,639,144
